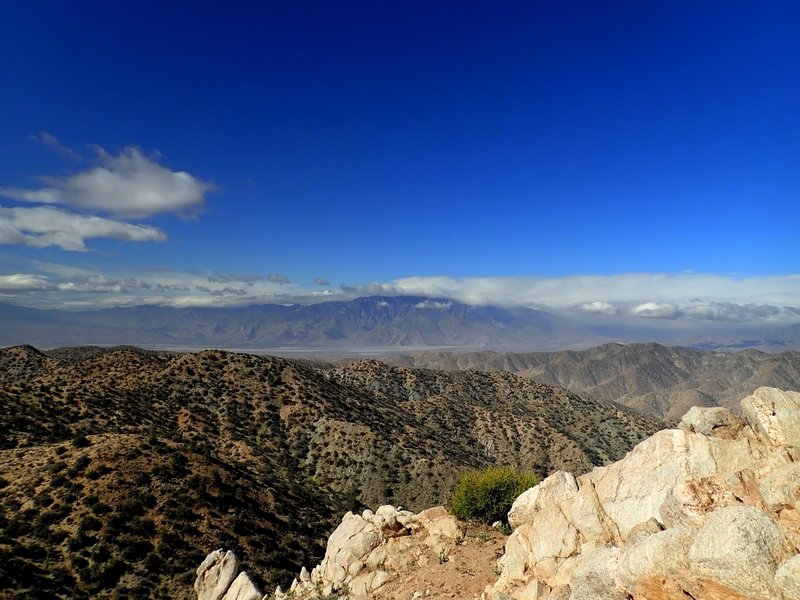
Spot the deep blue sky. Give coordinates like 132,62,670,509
0,1,798,311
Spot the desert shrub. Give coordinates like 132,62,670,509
71,434,91,448
86,464,111,480
449,466,539,524
33,493,53,508
78,515,103,533
50,474,68,488
68,454,91,477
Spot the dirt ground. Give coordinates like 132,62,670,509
371,523,506,600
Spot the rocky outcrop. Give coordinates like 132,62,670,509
195,550,261,600
274,505,465,599
196,506,466,600
484,386,800,600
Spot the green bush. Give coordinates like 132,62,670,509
449,466,539,525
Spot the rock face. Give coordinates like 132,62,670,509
484,386,800,600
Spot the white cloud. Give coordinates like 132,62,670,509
0,273,52,291
0,188,62,204
55,275,140,293
656,300,800,323
0,146,212,218
0,264,330,309
577,301,619,315
0,206,166,251
415,300,453,310
630,302,680,318
340,273,800,310
0,144,210,251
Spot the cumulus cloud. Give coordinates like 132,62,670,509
0,206,166,251
630,302,681,318
0,273,52,291
0,146,212,218
577,301,619,315
268,274,290,285
314,277,331,286
0,143,212,251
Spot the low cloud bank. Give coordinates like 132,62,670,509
1,269,798,328
340,274,800,323
632,300,800,323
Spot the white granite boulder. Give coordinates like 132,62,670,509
485,387,800,600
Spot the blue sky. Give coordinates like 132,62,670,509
0,1,798,320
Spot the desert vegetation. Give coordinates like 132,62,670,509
0,344,660,597
450,466,539,524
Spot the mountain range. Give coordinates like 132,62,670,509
385,342,800,420
1,295,798,352
0,296,574,351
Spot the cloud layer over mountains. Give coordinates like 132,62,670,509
1,267,799,336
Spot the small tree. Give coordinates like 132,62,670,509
450,466,539,525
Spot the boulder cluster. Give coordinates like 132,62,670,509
277,505,464,598
484,386,800,600
195,550,262,600
195,505,465,600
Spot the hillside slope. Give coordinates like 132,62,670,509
198,387,800,600
385,342,800,420
0,345,659,598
